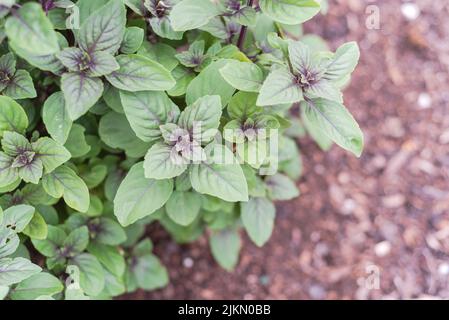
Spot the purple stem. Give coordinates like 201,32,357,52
236,0,254,50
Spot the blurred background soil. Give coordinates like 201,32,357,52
129,0,449,299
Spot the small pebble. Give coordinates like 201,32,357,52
382,194,406,209
438,263,449,276
341,199,356,215
183,257,194,268
259,275,270,286
309,285,326,299
375,241,392,257
310,231,321,242
417,93,432,109
401,3,420,21
439,130,449,144
372,155,387,169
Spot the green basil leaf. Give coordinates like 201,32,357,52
186,59,236,106
0,257,41,286
5,2,59,56
42,165,90,213
143,142,188,180
93,218,127,246
219,60,264,92
69,253,105,296
166,191,202,226
63,124,91,158
9,272,63,300
256,68,303,106
105,54,175,92
120,27,145,54
170,0,221,31
3,70,37,100
98,111,151,158
87,243,125,277
42,92,73,145
323,42,360,81
114,162,173,227
22,212,48,240
64,226,89,254
1,204,35,233
32,137,71,174
137,42,179,72
120,90,180,143
78,0,126,54
0,96,28,138
265,173,300,200
241,197,276,247
302,98,364,157
190,145,248,202
179,95,222,143
131,254,168,290
209,228,241,271
259,0,320,25
31,225,66,258
61,72,104,121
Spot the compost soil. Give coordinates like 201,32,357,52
124,0,449,299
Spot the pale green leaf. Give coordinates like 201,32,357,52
256,68,303,106
87,243,125,277
241,197,276,247
105,54,175,92
219,60,264,92
98,111,150,158
190,145,248,202
265,173,299,200
114,162,173,226
143,142,188,180
3,70,37,99
132,254,168,290
5,2,59,56
0,96,28,137
302,98,364,157
179,95,222,143
31,225,66,258
186,59,236,106
63,124,91,158
166,191,202,226
209,228,241,271
167,65,195,97
22,212,48,240
78,0,126,54
93,218,127,246
61,72,104,121
324,41,360,81
120,27,144,54
64,226,89,254
0,258,41,286
137,42,179,72
32,137,71,174
42,92,73,145
1,204,35,233
227,91,259,120
69,253,105,296
120,90,180,142
170,0,221,31
9,272,63,300
259,0,320,25
42,165,90,213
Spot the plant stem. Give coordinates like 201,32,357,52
236,0,254,50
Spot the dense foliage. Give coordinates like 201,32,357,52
0,0,362,299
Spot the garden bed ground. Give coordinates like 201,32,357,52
124,0,449,299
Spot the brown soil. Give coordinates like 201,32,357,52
127,0,449,299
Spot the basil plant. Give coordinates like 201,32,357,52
0,0,362,300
